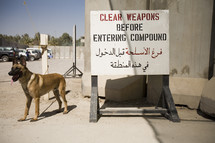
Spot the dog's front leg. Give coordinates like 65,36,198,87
18,96,32,121
30,97,40,122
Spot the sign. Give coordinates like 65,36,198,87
91,10,169,75
40,34,48,45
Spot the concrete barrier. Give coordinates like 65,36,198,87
48,46,84,59
200,77,215,117
105,76,145,101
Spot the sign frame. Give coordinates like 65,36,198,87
91,10,170,75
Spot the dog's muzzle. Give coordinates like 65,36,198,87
8,68,23,82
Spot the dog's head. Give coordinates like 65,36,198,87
8,57,27,82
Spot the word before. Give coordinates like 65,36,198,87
116,23,143,31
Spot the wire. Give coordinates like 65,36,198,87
23,1,39,42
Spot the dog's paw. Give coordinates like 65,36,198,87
63,111,68,114
30,118,38,122
18,118,26,122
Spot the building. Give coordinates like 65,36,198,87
82,0,214,116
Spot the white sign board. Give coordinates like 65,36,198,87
40,34,48,45
91,10,169,75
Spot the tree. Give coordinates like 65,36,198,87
14,35,21,43
33,32,40,45
49,36,59,46
59,33,72,46
20,33,32,45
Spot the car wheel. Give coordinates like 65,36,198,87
29,56,35,61
2,55,9,62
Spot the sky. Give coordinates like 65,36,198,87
0,0,85,39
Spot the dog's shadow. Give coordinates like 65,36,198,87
37,105,77,121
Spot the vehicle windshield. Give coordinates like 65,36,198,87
32,51,37,53
4,47,13,51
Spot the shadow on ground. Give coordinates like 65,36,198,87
38,105,77,121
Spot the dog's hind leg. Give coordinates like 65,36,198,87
61,89,68,114
18,96,32,121
53,89,62,112
59,81,68,114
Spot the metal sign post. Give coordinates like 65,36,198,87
90,75,99,122
64,25,83,77
90,75,180,122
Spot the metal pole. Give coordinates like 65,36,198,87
63,24,82,78
73,25,76,75
208,1,215,80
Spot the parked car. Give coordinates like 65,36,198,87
47,49,53,59
26,48,41,61
39,48,53,59
18,49,27,57
0,47,18,62
34,49,42,59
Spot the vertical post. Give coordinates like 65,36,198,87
40,34,49,100
162,75,180,122
90,75,99,122
208,1,215,80
73,25,76,76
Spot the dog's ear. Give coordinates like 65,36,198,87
20,56,27,67
12,58,18,65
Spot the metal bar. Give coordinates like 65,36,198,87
89,75,99,122
163,86,180,122
76,67,83,76
208,1,215,80
63,67,74,76
100,108,167,114
73,25,76,67
73,25,76,76
73,63,76,75
156,75,180,122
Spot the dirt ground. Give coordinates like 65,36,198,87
0,59,215,143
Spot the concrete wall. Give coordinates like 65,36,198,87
84,0,214,108
200,77,215,117
48,46,84,59
83,0,148,100
147,0,213,108
32,45,84,59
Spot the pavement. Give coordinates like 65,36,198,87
0,59,214,143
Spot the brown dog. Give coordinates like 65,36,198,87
8,57,68,121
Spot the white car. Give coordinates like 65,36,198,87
47,49,53,59
26,48,41,61
18,49,27,57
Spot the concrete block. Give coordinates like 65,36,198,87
147,76,207,109
170,77,207,109
105,76,145,101
200,77,215,117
